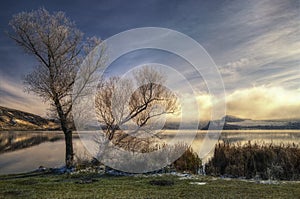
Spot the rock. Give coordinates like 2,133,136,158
37,166,47,172
149,180,174,186
190,182,207,185
50,166,75,174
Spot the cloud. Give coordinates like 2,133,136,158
226,86,300,120
219,58,250,76
181,86,300,121
0,75,48,116
1,0,299,121
212,0,300,91
196,94,213,121
1,72,299,121
172,92,225,122
225,58,250,69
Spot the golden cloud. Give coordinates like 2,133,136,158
226,86,300,120
181,86,300,121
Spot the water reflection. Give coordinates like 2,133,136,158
0,131,64,153
0,130,299,174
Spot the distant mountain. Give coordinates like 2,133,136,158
223,117,300,130
162,115,300,130
0,106,59,130
223,115,246,122
201,115,300,130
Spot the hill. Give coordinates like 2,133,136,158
223,115,246,122
0,106,59,130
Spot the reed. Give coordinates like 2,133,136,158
205,141,300,180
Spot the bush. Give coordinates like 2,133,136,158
205,141,300,180
172,144,202,174
76,142,202,175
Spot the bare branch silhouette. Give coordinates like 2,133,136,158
8,8,104,168
95,67,179,153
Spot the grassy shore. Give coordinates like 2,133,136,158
0,173,299,199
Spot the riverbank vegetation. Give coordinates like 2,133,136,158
75,143,202,175
206,141,300,180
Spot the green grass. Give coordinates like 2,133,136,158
0,173,299,199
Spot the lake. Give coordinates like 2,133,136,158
1,130,300,174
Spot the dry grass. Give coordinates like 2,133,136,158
206,141,300,180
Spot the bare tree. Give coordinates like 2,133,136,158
8,8,103,168
95,67,178,151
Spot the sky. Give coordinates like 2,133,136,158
0,0,299,120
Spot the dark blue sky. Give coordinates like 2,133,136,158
0,0,299,119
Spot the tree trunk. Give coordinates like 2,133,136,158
53,96,74,169
64,129,74,169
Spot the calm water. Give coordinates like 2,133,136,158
0,130,300,174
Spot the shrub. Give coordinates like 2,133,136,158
172,144,202,174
